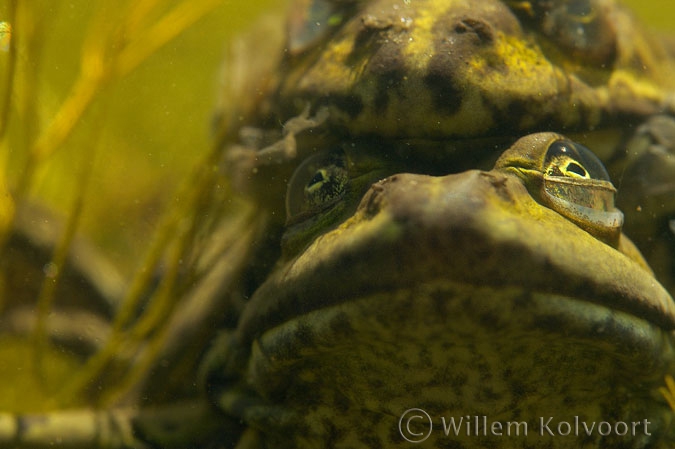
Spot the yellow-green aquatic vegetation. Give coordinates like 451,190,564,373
0,22,10,52
660,375,675,413
0,0,283,412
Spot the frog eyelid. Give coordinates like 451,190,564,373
542,176,624,231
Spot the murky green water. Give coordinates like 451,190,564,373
0,0,290,412
1,1,288,275
624,0,675,30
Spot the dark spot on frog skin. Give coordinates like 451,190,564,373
478,308,503,331
322,418,345,447
316,94,365,118
331,389,351,413
532,313,566,332
508,380,527,401
435,440,468,449
328,311,354,338
366,39,409,113
294,321,317,346
425,15,497,115
348,11,411,113
507,407,523,421
423,54,464,116
424,3,524,117
479,93,550,136
358,432,384,449
432,366,469,388
480,387,502,404
491,98,534,130
373,65,407,113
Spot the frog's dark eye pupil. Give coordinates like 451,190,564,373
566,162,587,177
544,140,610,181
286,149,350,222
308,171,326,188
304,166,348,207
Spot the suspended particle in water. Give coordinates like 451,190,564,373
0,22,11,52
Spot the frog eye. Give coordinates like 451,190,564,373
288,0,355,54
286,149,349,222
541,140,623,236
544,140,606,179
508,0,616,65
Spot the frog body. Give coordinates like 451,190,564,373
251,0,675,140
209,1,675,447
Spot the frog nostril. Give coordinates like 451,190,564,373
454,18,495,45
359,183,387,220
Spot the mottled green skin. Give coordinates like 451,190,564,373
225,285,673,448
210,132,675,448
253,0,675,139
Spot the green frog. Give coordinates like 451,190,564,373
204,131,675,448
206,0,675,446
1,0,675,448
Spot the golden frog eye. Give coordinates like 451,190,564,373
286,149,349,222
542,139,623,240
495,133,624,245
508,0,616,65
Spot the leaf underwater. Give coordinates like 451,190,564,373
0,0,286,411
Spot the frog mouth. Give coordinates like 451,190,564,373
234,169,675,348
